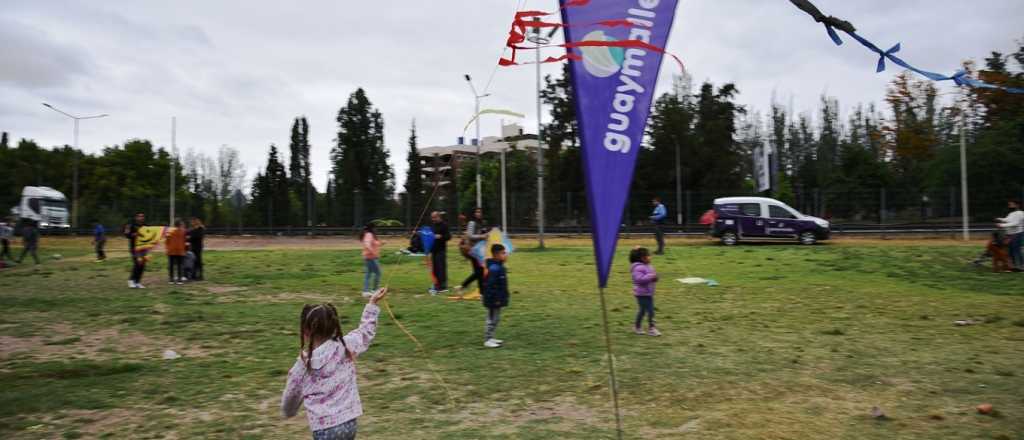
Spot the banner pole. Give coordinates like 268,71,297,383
597,286,624,440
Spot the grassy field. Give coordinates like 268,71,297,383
1,236,1022,439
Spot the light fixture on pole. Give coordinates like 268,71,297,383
464,74,491,210
527,18,557,249
42,103,109,232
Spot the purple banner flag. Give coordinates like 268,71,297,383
560,0,680,287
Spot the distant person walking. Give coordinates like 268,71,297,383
124,212,147,288
15,220,40,265
361,223,383,298
996,199,1023,271
93,221,107,262
0,219,13,261
457,208,488,294
650,197,668,255
428,211,451,295
166,219,187,284
188,217,206,281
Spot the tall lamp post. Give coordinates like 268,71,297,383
528,18,557,249
42,103,108,231
464,74,490,210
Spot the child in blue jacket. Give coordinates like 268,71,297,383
482,244,509,348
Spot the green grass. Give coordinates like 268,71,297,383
1,238,1022,439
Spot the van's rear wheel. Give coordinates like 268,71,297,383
721,231,738,246
799,231,817,245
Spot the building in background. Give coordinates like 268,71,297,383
415,123,541,218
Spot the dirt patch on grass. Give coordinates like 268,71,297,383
207,235,363,251
206,285,247,294
0,322,210,361
216,290,355,305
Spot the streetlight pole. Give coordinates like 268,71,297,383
960,108,969,241
170,117,176,225
42,103,108,231
464,75,490,210
528,18,557,249
674,136,682,225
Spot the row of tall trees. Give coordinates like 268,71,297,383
3,42,1020,229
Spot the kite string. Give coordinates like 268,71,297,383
376,177,457,408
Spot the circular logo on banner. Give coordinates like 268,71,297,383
580,30,624,78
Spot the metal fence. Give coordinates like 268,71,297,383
42,185,1018,237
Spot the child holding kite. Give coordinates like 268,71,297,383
281,288,388,440
482,243,509,348
360,223,383,298
630,247,661,336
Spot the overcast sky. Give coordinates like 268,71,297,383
2,0,1021,192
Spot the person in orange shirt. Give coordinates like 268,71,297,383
360,223,383,298
166,219,187,285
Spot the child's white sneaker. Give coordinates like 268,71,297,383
129,281,137,288
647,327,662,337
492,339,503,344
483,339,502,348
135,283,146,289
633,327,644,335
362,291,373,299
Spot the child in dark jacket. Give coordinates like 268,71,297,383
630,247,661,336
482,244,509,348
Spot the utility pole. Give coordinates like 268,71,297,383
959,108,969,241
170,117,176,224
500,146,508,229
41,103,108,231
674,136,682,225
528,17,556,249
464,75,490,209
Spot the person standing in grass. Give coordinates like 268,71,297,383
482,243,509,348
281,288,388,440
650,197,668,255
630,247,661,336
996,199,1023,272
428,211,451,295
0,219,12,261
92,220,107,262
124,212,147,288
360,223,383,298
165,219,187,285
15,220,40,265
187,217,205,281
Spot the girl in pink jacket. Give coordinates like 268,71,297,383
630,247,661,336
281,289,387,439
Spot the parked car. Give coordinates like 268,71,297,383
710,197,830,245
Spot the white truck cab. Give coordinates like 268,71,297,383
11,186,71,230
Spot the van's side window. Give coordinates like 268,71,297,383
739,203,761,217
769,205,796,219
